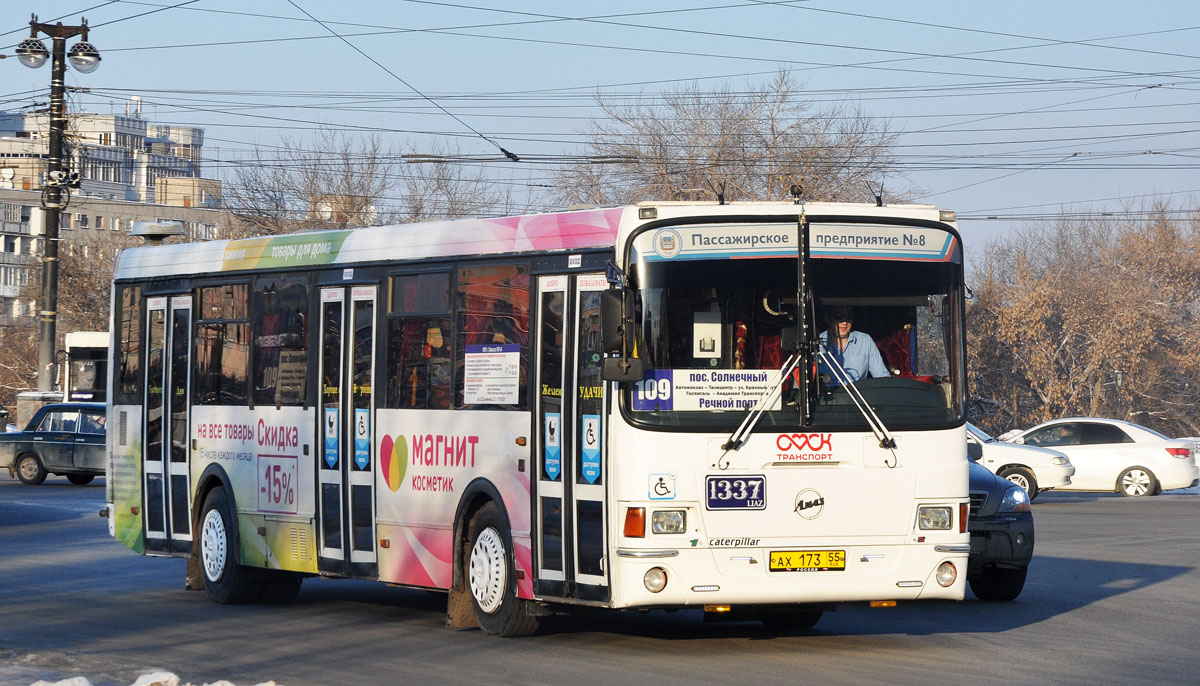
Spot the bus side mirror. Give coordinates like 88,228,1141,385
602,356,644,382
967,441,983,461
600,289,644,382
600,289,629,353
780,328,801,352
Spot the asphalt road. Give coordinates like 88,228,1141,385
2,475,1197,686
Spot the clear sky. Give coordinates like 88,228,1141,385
5,1,1200,247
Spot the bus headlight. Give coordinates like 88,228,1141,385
651,510,686,534
644,567,668,593
936,561,958,587
917,506,952,530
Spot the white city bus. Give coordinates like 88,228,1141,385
106,202,969,635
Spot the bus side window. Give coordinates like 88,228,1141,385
252,274,310,407
454,263,530,410
195,284,249,407
386,317,451,409
115,285,143,405
386,272,452,410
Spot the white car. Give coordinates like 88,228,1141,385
967,422,1074,499
1001,418,1200,497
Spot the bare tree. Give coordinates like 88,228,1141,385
394,142,520,222
968,207,1200,436
224,129,396,237
0,226,138,411
0,325,38,412
225,130,517,236
550,70,905,206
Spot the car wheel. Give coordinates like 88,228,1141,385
199,488,262,604
969,566,1028,601
760,609,823,631
999,467,1038,499
66,473,95,485
1118,467,1157,497
16,454,47,485
466,502,541,637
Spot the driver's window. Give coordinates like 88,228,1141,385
80,412,106,435
1027,423,1079,447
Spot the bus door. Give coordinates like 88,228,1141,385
534,273,610,601
143,294,193,553
317,285,378,576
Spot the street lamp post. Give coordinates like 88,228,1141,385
15,14,100,392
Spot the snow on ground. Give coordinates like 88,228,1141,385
31,673,278,686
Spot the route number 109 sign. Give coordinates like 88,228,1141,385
631,370,781,412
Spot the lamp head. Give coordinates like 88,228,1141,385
67,41,101,73
16,37,49,69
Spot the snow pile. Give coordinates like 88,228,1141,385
30,673,279,686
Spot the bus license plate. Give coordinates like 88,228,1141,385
705,475,766,510
769,550,845,572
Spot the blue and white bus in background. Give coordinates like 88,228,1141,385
63,331,109,403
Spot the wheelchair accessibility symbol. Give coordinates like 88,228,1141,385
649,473,676,500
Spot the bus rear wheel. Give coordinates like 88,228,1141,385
466,502,540,637
199,488,262,604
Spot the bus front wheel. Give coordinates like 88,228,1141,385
199,488,262,604
466,502,540,637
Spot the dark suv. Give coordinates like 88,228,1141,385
966,442,1035,600
0,402,107,485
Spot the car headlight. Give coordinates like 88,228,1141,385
998,485,1032,513
1051,456,1069,466
917,506,952,530
651,509,686,534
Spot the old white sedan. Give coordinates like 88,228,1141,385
967,422,1074,499
1001,418,1200,497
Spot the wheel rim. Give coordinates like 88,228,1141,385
201,508,228,583
1005,473,1030,491
468,526,507,614
1122,470,1151,496
18,457,39,481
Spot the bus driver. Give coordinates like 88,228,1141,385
818,305,889,384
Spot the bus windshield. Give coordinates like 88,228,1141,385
626,220,965,431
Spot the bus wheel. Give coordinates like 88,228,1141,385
199,488,262,604
760,609,823,631
67,473,95,485
16,454,47,485
466,502,540,637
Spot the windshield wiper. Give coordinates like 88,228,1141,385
817,343,899,457
720,352,804,454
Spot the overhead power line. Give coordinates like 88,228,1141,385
283,0,519,162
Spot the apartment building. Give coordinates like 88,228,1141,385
0,97,232,323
